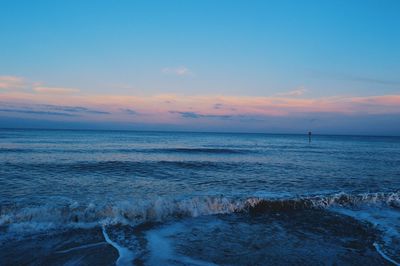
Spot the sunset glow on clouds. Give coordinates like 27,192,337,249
0,76,26,90
1,75,400,134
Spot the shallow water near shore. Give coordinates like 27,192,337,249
1,129,400,265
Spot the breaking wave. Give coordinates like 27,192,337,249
1,191,399,235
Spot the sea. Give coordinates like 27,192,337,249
0,129,399,265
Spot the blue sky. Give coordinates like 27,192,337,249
1,0,400,134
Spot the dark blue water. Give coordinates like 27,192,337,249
1,129,399,265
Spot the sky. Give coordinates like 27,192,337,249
0,0,399,135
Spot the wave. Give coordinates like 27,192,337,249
249,192,400,213
0,147,252,154
1,191,399,235
0,148,37,153
155,148,249,154
2,160,243,173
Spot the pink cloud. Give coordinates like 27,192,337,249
350,95,400,106
2,81,400,125
3,92,400,116
33,86,80,94
0,76,26,90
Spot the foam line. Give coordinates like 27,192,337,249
56,242,106,254
102,226,135,266
373,242,399,266
2,191,399,234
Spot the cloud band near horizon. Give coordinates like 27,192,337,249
1,75,400,134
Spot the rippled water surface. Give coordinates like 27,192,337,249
0,129,399,265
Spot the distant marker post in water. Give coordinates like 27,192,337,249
308,131,312,143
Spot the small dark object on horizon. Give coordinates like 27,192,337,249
308,131,312,143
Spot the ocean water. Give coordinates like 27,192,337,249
0,129,399,265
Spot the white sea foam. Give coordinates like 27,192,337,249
373,243,400,266
56,242,107,254
332,206,400,265
0,191,399,236
1,191,399,264
146,222,218,266
102,226,135,266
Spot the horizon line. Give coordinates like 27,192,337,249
1,126,399,138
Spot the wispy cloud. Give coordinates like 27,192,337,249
213,103,236,111
0,108,79,117
0,76,26,90
0,76,80,95
169,111,232,119
161,66,192,76
213,103,223,109
121,108,137,115
0,102,110,118
39,104,110,114
277,87,308,97
33,86,80,94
